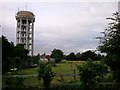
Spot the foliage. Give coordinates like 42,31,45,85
2,36,15,72
80,50,101,61
14,44,29,59
7,57,22,70
77,60,108,89
51,49,64,63
38,61,54,88
76,52,81,60
5,76,25,89
97,12,120,83
32,53,40,65
66,52,77,60
65,50,102,61
2,35,33,73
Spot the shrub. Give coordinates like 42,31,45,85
77,59,108,89
38,61,54,89
5,76,25,89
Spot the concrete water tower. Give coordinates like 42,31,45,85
15,11,35,56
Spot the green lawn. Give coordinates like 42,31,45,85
3,61,83,87
53,62,79,74
9,61,84,75
3,60,116,90
13,67,38,75
3,61,113,88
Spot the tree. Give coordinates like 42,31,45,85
77,60,108,89
97,12,120,84
76,52,81,60
80,50,98,61
2,36,15,72
51,49,63,63
38,61,54,89
7,57,21,70
2,36,29,72
14,44,29,59
32,53,40,65
66,52,76,60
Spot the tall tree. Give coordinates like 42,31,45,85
14,44,29,59
66,52,76,60
2,36,29,72
80,50,98,61
97,12,120,84
2,36,14,72
51,49,63,63
76,52,81,60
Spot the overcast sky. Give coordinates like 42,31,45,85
1,1,119,55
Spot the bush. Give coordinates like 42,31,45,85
5,76,25,89
38,61,55,89
77,59,108,89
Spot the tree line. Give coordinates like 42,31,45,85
50,48,103,62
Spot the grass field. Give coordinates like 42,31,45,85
3,61,84,87
9,61,84,75
3,61,114,89
3,60,117,90
53,61,83,74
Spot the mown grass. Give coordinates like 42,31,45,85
8,61,84,75
53,61,82,74
10,67,38,75
3,61,115,89
3,61,83,87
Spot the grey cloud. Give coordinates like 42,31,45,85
2,2,118,55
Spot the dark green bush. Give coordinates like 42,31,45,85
38,61,54,89
77,60,108,89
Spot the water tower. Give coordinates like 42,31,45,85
15,11,35,56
